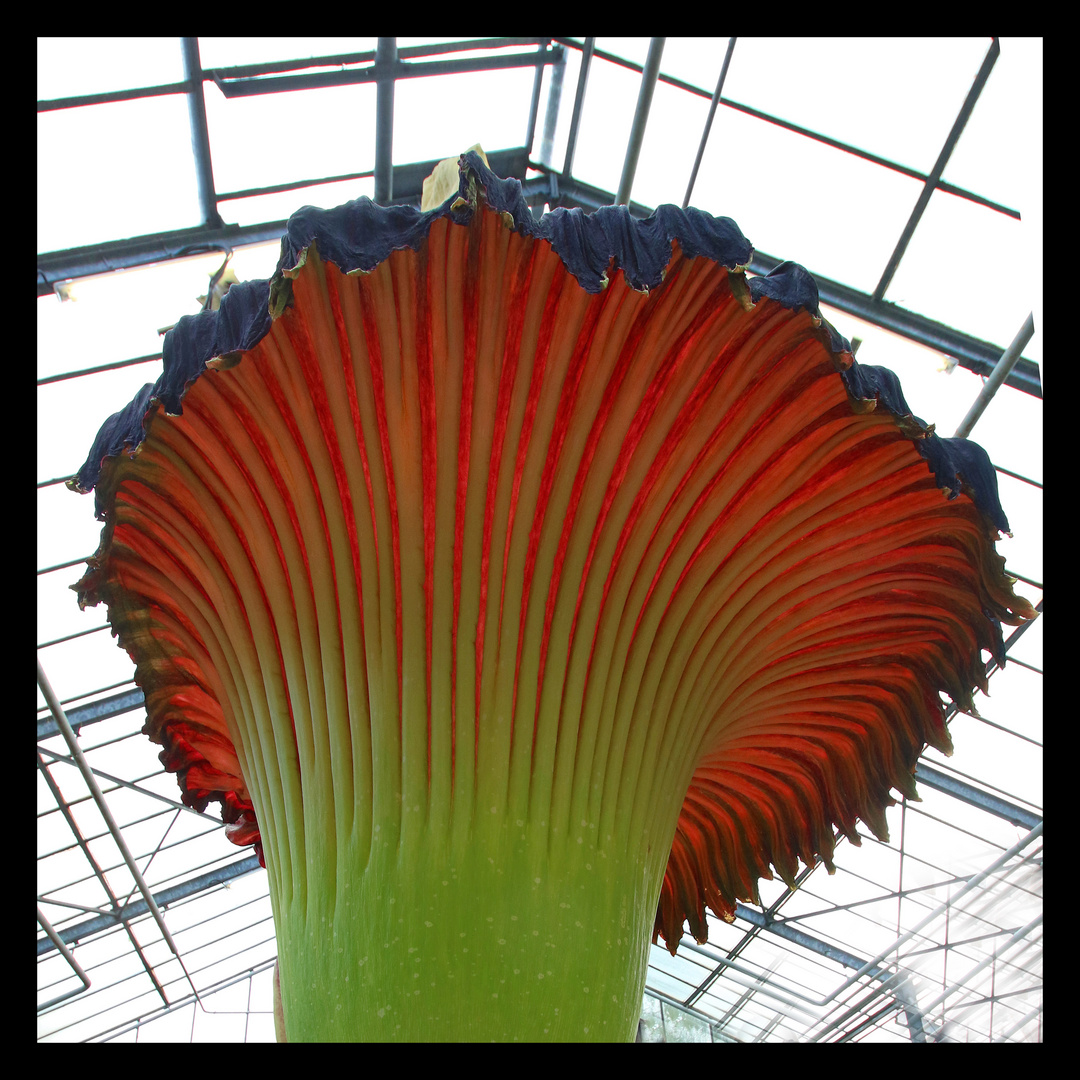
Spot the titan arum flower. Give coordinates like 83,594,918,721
70,152,1035,1042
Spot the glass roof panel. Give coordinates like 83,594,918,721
722,37,989,174
943,37,1041,212
196,36,377,70
624,79,710,211
203,83,377,197
658,36,730,93
692,106,926,292
38,96,202,252
37,37,185,101
393,67,538,165
564,53,644,196
883,188,1029,348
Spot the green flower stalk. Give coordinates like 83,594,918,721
70,153,1035,1041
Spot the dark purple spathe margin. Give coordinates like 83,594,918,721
69,150,1010,544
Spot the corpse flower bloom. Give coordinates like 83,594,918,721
70,152,1035,1042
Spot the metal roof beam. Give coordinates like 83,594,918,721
207,37,552,82
873,38,1000,301
211,45,564,98
37,855,262,956
36,147,532,296
683,37,737,209
180,38,224,230
561,36,594,181
536,42,565,173
914,763,1042,830
37,220,289,298
37,687,145,740
373,38,396,205
616,37,665,207
954,313,1037,436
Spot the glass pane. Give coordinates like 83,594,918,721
625,79,710,212
220,175,376,227
38,37,185,101
944,37,1042,211
723,37,990,174
660,37,731,93
197,36,377,70
884,188,1029,349
204,83,377,197
692,106,925,293
393,67,536,165
38,95,202,252
567,54,643,195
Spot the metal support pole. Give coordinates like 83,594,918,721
37,906,91,1010
953,313,1036,437
562,37,595,180
180,38,224,229
37,855,263,956
374,38,397,205
616,37,665,207
914,760,1041,829
873,38,1000,301
917,914,1043,1018
538,43,566,169
814,822,1042,1009
683,37,736,208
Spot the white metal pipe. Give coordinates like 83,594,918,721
733,820,1041,1023
37,660,205,1008
677,940,820,1016
997,1000,1043,1042
801,826,1041,1041
919,913,1042,1019
616,37,665,207
954,312,1035,438
815,821,1041,1006
37,906,91,1010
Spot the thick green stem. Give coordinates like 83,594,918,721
272,811,667,1041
